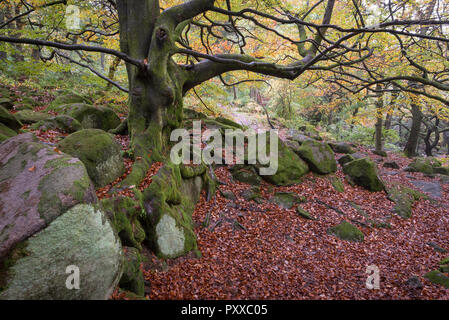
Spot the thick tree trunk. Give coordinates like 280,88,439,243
404,102,423,157
116,0,186,187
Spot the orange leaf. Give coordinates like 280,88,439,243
28,165,36,172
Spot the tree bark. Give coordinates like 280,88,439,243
374,85,383,152
116,0,188,186
403,101,423,157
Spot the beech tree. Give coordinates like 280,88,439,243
1,0,449,184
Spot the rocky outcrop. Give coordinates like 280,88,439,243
0,133,122,299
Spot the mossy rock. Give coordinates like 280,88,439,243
101,196,145,251
0,98,14,110
424,270,449,289
433,166,449,176
58,129,125,187
343,158,384,192
405,157,441,174
0,204,123,299
327,221,364,242
142,162,208,259
0,106,22,132
297,140,337,174
386,184,427,219
119,247,144,296
0,133,97,260
14,110,51,124
270,191,305,209
0,123,17,142
230,165,261,186
48,92,92,110
338,154,355,166
329,142,355,154
51,103,120,131
256,133,309,186
31,115,82,133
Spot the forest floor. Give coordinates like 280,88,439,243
8,85,449,300
142,150,449,299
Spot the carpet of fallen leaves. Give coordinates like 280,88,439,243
144,149,449,300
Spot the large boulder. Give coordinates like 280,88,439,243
0,106,22,132
343,158,384,192
52,103,120,131
0,204,123,300
58,129,125,187
257,133,309,185
0,133,123,299
297,140,337,174
328,142,355,154
14,110,51,124
48,92,92,110
31,115,82,133
405,157,441,175
230,165,261,186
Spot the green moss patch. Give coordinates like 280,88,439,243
343,158,384,192
327,221,364,242
297,140,337,174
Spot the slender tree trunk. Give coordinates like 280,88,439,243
0,11,6,60
424,118,440,156
374,85,384,152
403,0,436,157
384,91,398,130
105,56,121,90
